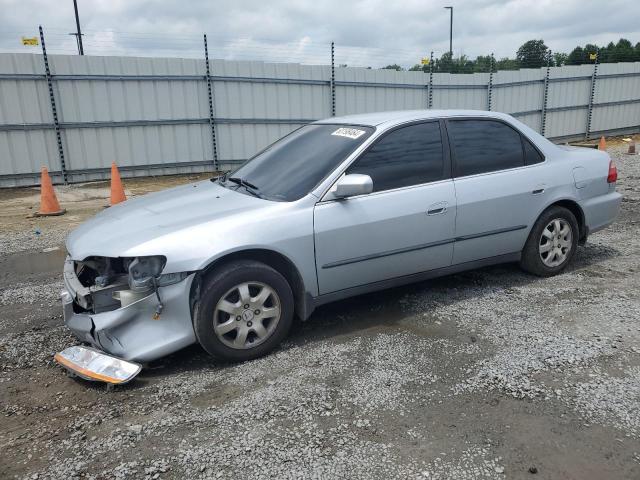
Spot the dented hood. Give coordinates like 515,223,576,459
66,180,273,268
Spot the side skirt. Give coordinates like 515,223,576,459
309,252,521,310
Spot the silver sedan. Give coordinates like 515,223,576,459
59,110,621,378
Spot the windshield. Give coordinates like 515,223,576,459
223,124,374,201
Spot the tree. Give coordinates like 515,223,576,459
516,39,549,68
553,52,568,67
613,38,635,62
596,42,614,62
566,46,585,65
378,35,638,72
495,57,519,70
451,55,475,73
435,51,453,72
430,52,476,73
473,55,493,73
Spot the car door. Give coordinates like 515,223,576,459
446,118,549,265
313,120,456,295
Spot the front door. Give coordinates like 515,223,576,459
314,121,456,295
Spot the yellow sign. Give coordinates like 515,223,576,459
421,57,430,65
589,53,597,60
21,36,39,46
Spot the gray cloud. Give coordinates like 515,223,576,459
0,0,638,67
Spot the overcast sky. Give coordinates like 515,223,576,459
1,0,638,67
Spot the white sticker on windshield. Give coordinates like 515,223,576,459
331,127,366,139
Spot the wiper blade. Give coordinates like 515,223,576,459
227,177,262,198
228,177,259,190
211,170,231,183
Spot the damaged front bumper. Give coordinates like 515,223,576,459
61,256,197,362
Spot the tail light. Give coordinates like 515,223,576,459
607,160,618,183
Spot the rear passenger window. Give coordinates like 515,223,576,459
346,122,444,192
523,136,544,165
448,120,524,177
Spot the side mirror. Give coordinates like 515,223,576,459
334,174,373,199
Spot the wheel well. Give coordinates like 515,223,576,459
550,200,587,242
195,249,311,321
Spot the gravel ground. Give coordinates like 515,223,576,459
1,141,639,479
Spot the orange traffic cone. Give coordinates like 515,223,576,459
628,141,636,155
36,166,65,216
109,162,126,206
598,136,607,151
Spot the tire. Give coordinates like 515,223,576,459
520,206,579,277
194,260,294,362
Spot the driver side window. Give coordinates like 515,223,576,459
346,121,444,192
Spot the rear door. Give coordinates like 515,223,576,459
446,118,548,264
313,121,457,295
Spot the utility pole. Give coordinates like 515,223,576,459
444,6,453,58
71,0,84,55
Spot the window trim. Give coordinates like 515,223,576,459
521,133,545,166
319,119,452,202
444,117,546,179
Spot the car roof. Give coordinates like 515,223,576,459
314,109,513,128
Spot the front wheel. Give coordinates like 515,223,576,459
520,206,579,277
194,260,294,362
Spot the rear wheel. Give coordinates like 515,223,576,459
520,206,579,277
194,260,294,362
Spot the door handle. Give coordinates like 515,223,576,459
532,183,546,195
427,202,448,215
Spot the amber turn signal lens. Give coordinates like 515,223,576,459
54,346,142,384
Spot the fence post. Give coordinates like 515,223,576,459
427,51,434,109
203,34,219,171
330,42,336,116
487,53,495,111
39,25,67,184
540,51,552,136
585,55,599,139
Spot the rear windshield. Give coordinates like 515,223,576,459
225,124,374,201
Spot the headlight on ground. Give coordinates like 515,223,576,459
54,346,142,384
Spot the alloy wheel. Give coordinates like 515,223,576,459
212,282,281,349
539,218,573,267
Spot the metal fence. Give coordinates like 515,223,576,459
1,47,639,187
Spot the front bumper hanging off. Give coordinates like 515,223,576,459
59,256,198,366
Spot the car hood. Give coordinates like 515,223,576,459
66,180,273,266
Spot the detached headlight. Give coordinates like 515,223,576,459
54,346,142,384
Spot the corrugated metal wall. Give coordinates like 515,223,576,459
591,62,640,133
53,55,210,185
1,52,639,187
